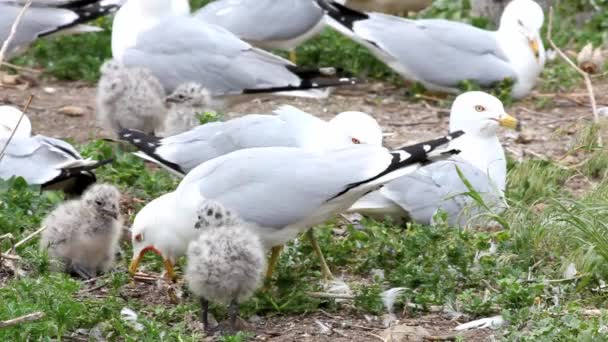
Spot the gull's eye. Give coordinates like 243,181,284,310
351,137,361,144
518,19,523,26
134,233,143,242
475,105,486,112
95,200,103,206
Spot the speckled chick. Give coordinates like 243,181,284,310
96,59,167,135
185,200,265,333
160,82,214,136
40,183,122,279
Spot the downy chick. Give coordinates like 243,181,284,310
160,82,214,136
96,59,167,135
40,183,122,279
185,200,265,333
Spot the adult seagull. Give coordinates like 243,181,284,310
0,0,123,59
315,0,545,99
118,105,383,176
349,92,516,226
112,0,356,100
128,132,465,281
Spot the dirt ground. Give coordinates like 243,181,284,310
2,76,608,341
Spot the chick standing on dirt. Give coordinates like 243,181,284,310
159,82,214,136
96,59,167,135
40,184,122,279
185,201,265,333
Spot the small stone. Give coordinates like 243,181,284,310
59,105,86,117
0,73,20,85
43,87,56,94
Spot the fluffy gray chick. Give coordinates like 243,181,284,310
185,200,265,333
96,59,167,135
159,82,214,136
40,183,122,279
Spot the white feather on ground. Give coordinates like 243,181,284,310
40,184,122,279
454,315,505,331
96,59,167,135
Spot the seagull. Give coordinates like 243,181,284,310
0,0,123,59
0,106,113,196
316,0,545,99
119,105,383,176
40,183,122,279
128,131,464,281
0,105,32,138
194,0,346,63
112,0,357,100
185,200,265,333
349,91,515,226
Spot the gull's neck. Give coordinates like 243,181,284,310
495,25,545,99
448,132,506,192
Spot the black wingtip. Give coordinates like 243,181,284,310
39,0,122,38
118,128,185,174
242,77,358,95
398,130,465,163
315,0,369,30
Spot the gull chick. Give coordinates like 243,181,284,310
96,59,167,135
40,184,122,279
160,82,214,137
185,201,265,333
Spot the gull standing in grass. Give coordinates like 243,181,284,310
0,107,113,196
316,0,545,99
185,201,265,333
40,184,122,279
128,132,464,281
0,0,123,59
119,105,383,176
349,91,516,227
111,0,357,102
194,0,345,63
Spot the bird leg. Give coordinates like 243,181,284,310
306,229,334,280
289,50,297,64
265,245,284,280
227,298,239,334
69,263,95,280
200,298,210,331
163,259,177,282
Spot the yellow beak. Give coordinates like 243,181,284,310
498,113,520,131
528,38,540,62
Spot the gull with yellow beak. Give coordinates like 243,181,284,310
316,0,545,99
349,92,517,227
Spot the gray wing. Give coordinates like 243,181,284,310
380,159,506,226
0,135,82,185
0,5,82,57
121,16,302,94
195,0,323,42
353,15,516,86
178,145,396,229
157,106,343,172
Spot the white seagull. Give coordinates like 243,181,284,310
0,0,123,59
316,0,545,99
194,0,346,63
119,105,383,176
128,131,464,281
0,107,112,196
112,0,356,99
349,91,516,226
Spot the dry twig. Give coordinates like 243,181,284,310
546,6,602,147
5,225,46,254
0,0,32,65
0,311,45,329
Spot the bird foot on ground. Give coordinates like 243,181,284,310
322,278,353,303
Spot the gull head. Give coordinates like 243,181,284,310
449,91,519,137
0,106,32,138
83,184,121,220
328,111,384,146
165,82,212,107
499,0,545,62
129,192,195,279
